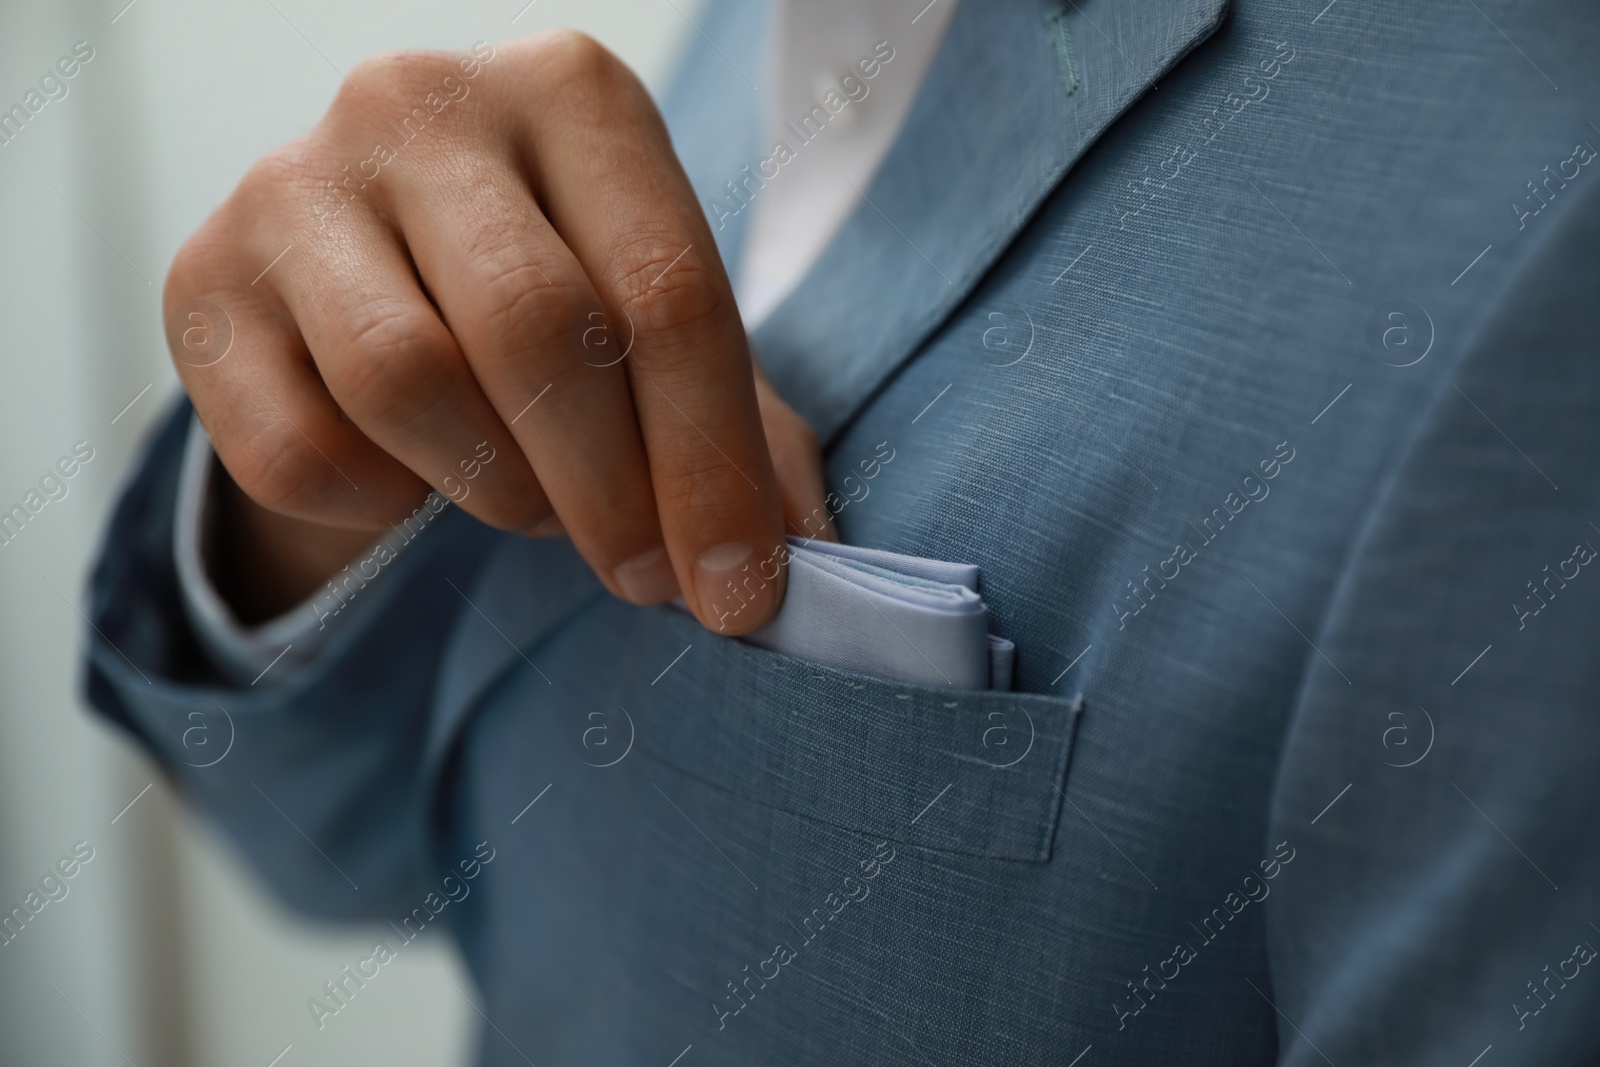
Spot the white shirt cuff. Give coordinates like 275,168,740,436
173,418,383,686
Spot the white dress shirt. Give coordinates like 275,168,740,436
176,0,962,682
738,0,958,324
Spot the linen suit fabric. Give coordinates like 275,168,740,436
84,0,1600,1063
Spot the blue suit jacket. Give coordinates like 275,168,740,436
86,0,1600,1062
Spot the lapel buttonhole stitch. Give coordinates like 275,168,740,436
1046,8,1082,97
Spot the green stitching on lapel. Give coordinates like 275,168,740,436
1046,8,1082,96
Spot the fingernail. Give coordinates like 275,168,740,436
694,542,776,631
613,546,679,604
530,515,566,537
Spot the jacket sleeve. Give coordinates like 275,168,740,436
1264,182,1600,1062
83,397,504,921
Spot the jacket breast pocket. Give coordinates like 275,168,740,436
618,603,1083,863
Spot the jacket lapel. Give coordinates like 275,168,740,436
752,0,1231,440
660,0,771,283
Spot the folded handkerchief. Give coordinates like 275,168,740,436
740,537,1013,691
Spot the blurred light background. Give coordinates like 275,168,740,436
0,1,698,1063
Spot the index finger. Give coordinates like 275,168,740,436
500,32,787,633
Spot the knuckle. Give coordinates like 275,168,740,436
528,29,625,89
446,457,549,531
227,419,336,515
523,29,653,121
657,451,747,518
617,252,728,345
326,304,458,425
245,141,318,188
462,235,590,354
559,485,644,559
223,140,332,237
462,487,548,533
164,229,228,307
234,141,320,210
337,51,473,141
348,49,461,102
582,496,643,550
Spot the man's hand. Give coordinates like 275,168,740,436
165,31,833,635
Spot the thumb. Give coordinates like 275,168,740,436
752,359,837,544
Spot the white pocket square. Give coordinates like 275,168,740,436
740,537,1013,691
